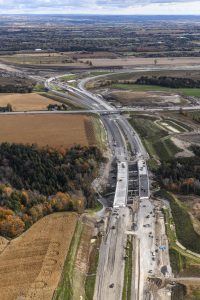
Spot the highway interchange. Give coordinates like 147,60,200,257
1,63,200,299
44,66,200,299
45,73,169,300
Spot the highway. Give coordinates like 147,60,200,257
0,65,174,299
0,62,182,299
94,207,131,300
45,71,182,300
1,62,199,299
45,74,154,300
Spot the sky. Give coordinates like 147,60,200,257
0,0,200,15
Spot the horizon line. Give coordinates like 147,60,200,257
0,13,200,16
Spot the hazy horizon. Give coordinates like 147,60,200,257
0,13,200,15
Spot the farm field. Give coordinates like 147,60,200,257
0,93,58,111
1,55,200,68
0,212,78,300
81,56,200,67
0,114,97,148
0,51,116,65
0,53,82,66
110,83,200,98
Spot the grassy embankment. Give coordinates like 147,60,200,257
159,119,190,133
89,71,111,76
41,92,85,110
34,82,85,110
91,115,108,152
111,83,200,97
129,115,181,170
85,235,101,300
61,74,77,81
162,119,192,132
54,206,102,300
166,193,200,254
122,236,133,300
60,74,78,87
158,190,200,276
53,221,83,300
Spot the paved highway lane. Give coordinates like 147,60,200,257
94,207,131,300
136,197,157,300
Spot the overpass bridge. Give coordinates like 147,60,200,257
113,161,128,208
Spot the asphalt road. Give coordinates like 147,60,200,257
94,207,131,300
136,197,157,299
46,74,154,300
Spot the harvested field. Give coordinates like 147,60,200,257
0,51,117,65
0,114,97,148
0,212,78,300
82,56,200,67
0,93,58,111
2,55,200,68
0,236,9,253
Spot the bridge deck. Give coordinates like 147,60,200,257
113,161,128,208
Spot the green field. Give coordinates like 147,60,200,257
111,83,200,97
180,88,200,97
61,74,77,81
129,115,181,161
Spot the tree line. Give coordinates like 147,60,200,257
0,84,34,93
136,76,200,89
0,188,84,238
0,143,104,238
157,145,200,195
